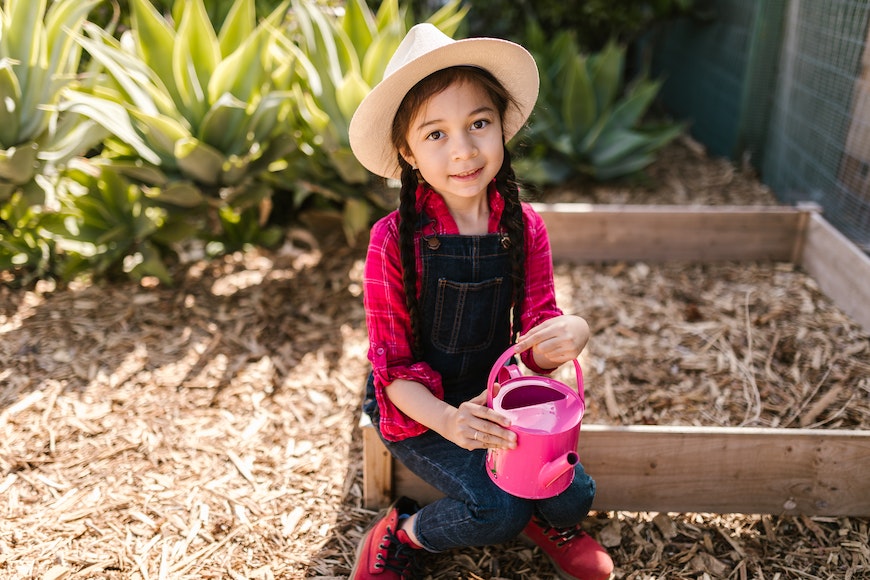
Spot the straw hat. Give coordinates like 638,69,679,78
349,23,539,179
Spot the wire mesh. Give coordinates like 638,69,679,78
654,0,870,251
765,0,870,250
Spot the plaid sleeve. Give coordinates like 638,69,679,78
363,213,444,441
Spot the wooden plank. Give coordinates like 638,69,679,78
799,212,870,332
579,425,870,516
534,204,806,263
366,423,870,516
360,413,393,509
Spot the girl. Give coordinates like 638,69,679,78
348,23,613,580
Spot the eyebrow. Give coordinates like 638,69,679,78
415,105,496,132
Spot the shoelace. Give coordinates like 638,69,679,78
374,527,419,577
535,518,587,548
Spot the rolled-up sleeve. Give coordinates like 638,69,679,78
364,214,443,441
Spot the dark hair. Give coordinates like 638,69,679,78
391,66,526,359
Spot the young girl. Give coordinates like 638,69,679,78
348,23,614,580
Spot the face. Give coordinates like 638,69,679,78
401,80,504,206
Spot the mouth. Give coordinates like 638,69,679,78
451,167,483,180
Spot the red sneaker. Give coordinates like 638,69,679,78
523,517,614,580
350,497,421,579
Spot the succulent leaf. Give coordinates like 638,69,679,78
174,136,226,186
0,60,22,146
208,23,270,104
198,93,248,154
340,0,376,59
0,143,38,184
61,92,161,165
130,0,181,107
218,0,255,57
144,180,205,208
173,0,221,125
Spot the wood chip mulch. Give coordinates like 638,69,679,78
2,138,869,579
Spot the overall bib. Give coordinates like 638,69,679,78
365,229,596,552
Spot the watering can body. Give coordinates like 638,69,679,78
485,346,585,499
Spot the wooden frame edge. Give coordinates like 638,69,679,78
364,424,870,516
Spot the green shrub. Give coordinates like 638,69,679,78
56,0,297,279
512,24,683,185
451,0,695,51
0,0,106,283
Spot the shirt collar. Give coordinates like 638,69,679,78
415,182,505,234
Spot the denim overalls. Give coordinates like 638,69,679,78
365,227,596,552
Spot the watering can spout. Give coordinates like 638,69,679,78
540,451,579,488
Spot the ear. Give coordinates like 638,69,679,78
401,150,417,170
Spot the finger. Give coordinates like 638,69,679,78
469,390,488,406
515,327,552,353
476,426,516,450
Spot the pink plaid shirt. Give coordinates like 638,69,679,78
364,183,563,441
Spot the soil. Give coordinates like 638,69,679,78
1,137,868,579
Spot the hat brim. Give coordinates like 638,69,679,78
349,37,539,180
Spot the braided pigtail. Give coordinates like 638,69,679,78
397,156,423,360
496,145,526,344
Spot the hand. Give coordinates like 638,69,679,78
514,314,590,368
445,389,517,451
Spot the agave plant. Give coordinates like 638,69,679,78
61,0,297,240
0,0,105,202
0,0,106,281
267,0,468,242
38,159,173,283
514,23,684,184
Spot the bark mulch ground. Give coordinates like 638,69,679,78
2,138,868,579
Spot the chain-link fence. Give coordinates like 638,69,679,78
652,0,870,252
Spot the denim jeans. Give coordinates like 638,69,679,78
375,413,596,552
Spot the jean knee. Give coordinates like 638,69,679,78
473,492,533,544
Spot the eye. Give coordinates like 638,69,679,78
471,119,489,130
426,130,445,141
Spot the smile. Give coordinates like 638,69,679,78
452,168,483,179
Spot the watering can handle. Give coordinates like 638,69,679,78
486,346,585,408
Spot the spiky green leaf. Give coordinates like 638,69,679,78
144,180,205,208
60,92,162,165
208,23,270,104
174,136,225,185
0,143,38,184
340,0,375,58
130,0,180,105
588,40,623,114
173,0,221,124
0,60,22,146
218,0,255,57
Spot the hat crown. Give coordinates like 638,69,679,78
384,23,454,79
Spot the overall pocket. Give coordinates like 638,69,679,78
431,276,504,354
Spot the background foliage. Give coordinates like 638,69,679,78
1,0,683,287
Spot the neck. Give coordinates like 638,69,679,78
446,194,489,235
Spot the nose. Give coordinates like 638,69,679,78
451,133,478,160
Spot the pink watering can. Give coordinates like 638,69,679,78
485,346,585,499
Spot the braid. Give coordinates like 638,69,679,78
397,156,423,360
496,145,526,344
